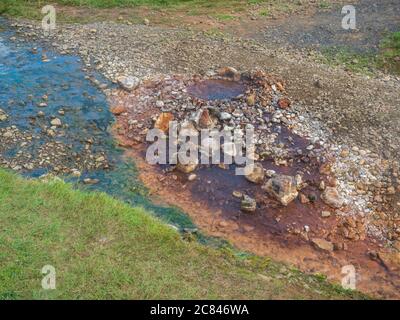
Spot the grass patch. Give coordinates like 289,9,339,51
320,32,400,75
213,13,236,21
318,1,332,9
320,47,379,75
258,8,270,16
379,31,400,74
0,169,369,299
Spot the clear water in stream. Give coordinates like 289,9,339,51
0,18,197,231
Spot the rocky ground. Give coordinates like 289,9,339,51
0,111,109,179
3,8,400,297
90,59,394,299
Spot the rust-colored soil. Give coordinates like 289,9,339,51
108,74,400,299
121,142,400,299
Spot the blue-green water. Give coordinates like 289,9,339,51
0,18,196,230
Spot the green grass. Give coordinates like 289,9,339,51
320,31,400,75
0,0,266,13
380,31,400,74
0,169,368,299
320,47,379,75
318,1,332,9
258,8,270,16
213,13,236,21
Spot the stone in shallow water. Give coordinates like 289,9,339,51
241,195,257,213
244,163,265,184
0,108,7,121
262,174,298,206
50,118,62,127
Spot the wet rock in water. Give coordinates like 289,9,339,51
50,118,62,127
244,163,265,184
111,105,126,115
311,238,334,252
232,190,243,198
83,178,100,185
71,169,81,178
321,186,344,209
117,75,140,92
154,112,174,133
39,173,62,182
241,195,257,213
0,109,7,121
263,174,298,206
176,161,198,174
47,129,56,137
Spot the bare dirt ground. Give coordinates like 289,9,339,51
6,0,400,299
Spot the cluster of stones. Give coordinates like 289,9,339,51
0,121,109,179
111,67,400,248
